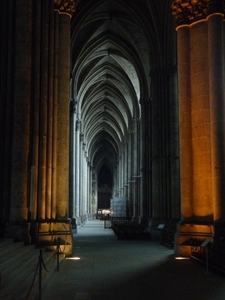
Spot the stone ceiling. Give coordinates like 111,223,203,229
70,0,173,174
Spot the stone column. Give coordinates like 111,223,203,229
118,154,122,196
127,131,133,217
75,120,81,223
0,2,16,224
54,0,75,220
191,20,213,222
30,1,41,221
82,142,87,218
208,12,225,222
84,153,88,217
11,1,32,223
89,165,93,217
176,24,193,221
123,143,127,198
69,98,77,222
140,98,152,218
79,133,84,218
38,1,50,220
172,0,223,256
3,0,33,243
132,118,140,218
52,10,59,220
46,2,55,220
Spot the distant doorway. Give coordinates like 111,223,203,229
97,164,113,215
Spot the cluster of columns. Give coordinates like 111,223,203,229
114,118,142,219
172,0,225,256
140,64,180,226
0,0,75,243
69,110,89,225
69,107,143,223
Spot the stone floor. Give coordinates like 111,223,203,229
42,219,225,300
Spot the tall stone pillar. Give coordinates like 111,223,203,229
208,12,225,222
75,120,81,223
140,98,152,218
132,118,141,219
127,131,133,217
176,25,192,221
54,0,75,220
79,133,84,218
10,1,32,225
38,0,51,221
69,98,77,224
118,154,123,196
0,1,14,225
172,0,225,256
46,1,55,220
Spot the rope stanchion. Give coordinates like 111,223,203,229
38,250,42,300
57,238,60,271
25,253,40,300
23,238,65,300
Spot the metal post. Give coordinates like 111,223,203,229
39,250,42,300
57,237,60,271
205,245,209,274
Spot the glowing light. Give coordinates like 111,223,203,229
175,257,190,260
66,256,81,260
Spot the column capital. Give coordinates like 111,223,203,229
171,0,225,26
54,0,75,18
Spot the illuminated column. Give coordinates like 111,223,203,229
172,0,225,256
52,9,59,220
54,0,75,220
192,21,212,221
172,1,214,224
38,1,51,220
176,24,193,221
46,4,55,220
208,11,225,221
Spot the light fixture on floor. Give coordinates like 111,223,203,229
66,256,81,260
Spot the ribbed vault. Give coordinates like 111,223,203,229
71,0,149,179
70,0,179,222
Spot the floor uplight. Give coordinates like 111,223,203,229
66,256,81,260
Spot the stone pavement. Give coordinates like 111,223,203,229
42,219,225,300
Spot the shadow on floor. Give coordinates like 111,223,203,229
43,220,225,300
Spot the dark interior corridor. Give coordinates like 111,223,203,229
42,220,225,300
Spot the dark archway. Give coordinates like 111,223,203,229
97,164,113,210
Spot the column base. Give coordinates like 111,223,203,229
174,222,215,257
31,221,73,257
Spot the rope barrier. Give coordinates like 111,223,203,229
23,242,63,300
2,224,71,300
25,254,40,300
